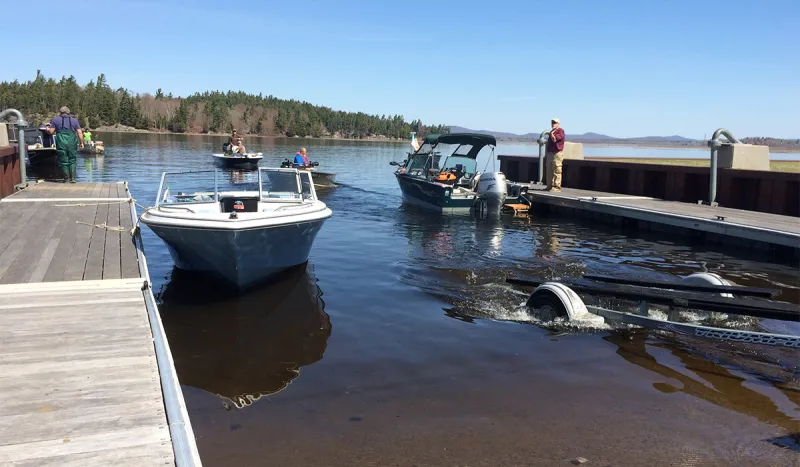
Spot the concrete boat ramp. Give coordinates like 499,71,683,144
0,182,200,466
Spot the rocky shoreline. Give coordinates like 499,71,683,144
92,124,410,143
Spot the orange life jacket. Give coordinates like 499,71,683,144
436,171,456,182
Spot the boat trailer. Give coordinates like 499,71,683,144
506,272,800,348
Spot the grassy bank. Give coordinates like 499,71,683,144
586,157,800,173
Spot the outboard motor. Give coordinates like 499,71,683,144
475,172,508,213
280,159,292,168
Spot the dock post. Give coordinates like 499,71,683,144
0,108,28,189
536,130,549,185
707,128,741,206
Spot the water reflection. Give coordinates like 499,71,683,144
158,263,331,409
605,330,800,433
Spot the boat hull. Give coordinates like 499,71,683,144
145,219,326,290
395,174,475,213
212,155,262,169
79,144,104,155
27,148,58,166
309,170,337,187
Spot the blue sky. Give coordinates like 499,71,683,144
2,0,798,138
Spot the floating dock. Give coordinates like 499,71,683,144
523,186,800,252
0,182,200,466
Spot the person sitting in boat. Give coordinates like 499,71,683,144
293,147,310,167
228,129,246,154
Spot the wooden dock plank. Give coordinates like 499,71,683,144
0,202,43,252
0,426,171,466
0,287,140,305
0,358,157,394
83,184,113,281
1,201,74,283
103,196,123,280
6,441,173,467
0,400,166,445
0,182,139,284
41,203,103,282
0,202,55,282
0,378,160,418
0,280,175,466
0,182,190,466
62,203,101,281
119,186,140,279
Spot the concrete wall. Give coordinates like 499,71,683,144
717,143,770,171
0,123,8,147
562,142,583,160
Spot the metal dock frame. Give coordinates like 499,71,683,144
128,182,203,466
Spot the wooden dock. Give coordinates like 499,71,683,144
0,182,201,466
524,186,800,251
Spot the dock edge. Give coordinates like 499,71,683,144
126,182,203,466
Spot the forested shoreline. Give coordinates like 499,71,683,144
0,72,449,140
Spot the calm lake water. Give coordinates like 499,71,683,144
28,133,799,466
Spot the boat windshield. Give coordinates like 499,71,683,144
442,156,477,176
298,171,316,201
259,169,304,201
404,153,436,175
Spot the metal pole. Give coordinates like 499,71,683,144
0,108,29,189
536,130,550,184
16,123,28,189
155,172,167,206
706,128,741,205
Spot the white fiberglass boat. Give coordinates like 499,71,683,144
140,168,332,290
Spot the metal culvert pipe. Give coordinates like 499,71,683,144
0,109,29,189
707,128,741,205
536,130,550,184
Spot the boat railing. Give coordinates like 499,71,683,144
155,168,318,208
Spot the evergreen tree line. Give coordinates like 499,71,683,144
0,72,450,139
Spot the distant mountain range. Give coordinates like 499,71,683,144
447,126,697,143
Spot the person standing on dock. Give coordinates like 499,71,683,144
46,106,83,183
545,118,565,192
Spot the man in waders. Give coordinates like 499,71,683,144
46,106,83,183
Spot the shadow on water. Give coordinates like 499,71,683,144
157,263,331,409
605,329,800,434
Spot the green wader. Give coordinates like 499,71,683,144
55,128,78,183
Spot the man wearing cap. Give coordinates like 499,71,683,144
545,118,566,191
46,106,83,183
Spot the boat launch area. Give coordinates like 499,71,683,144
0,182,200,466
